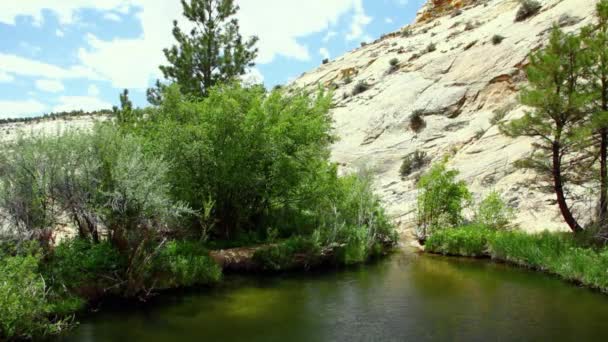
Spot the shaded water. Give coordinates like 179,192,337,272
61,250,608,341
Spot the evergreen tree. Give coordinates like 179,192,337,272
501,27,590,233
582,0,608,227
148,0,258,103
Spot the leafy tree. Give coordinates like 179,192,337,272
501,27,590,233
474,191,515,230
416,161,472,241
148,0,258,103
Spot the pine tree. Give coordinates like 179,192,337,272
148,0,258,103
582,0,608,227
501,27,589,233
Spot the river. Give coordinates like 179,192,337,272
60,249,608,341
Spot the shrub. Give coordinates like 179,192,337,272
490,103,513,125
426,42,437,53
515,0,541,22
253,235,322,271
388,58,400,73
426,225,493,257
491,34,505,45
401,27,413,37
352,81,370,95
416,161,472,240
344,76,353,84
409,110,427,133
46,239,124,293
474,191,515,230
155,240,221,287
322,58,329,65
464,21,475,31
0,254,64,339
400,150,429,178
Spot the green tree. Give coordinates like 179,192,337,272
416,161,471,241
148,0,258,103
582,0,608,227
501,27,590,233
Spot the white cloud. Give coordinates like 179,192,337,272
385,17,394,24
0,100,47,118
53,96,112,112
346,0,372,41
0,53,101,80
56,29,65,37
319,48,330,60
0,0,370,89
35,79,65,93
0,71,14,83
88,84,100,96
241,68,264,86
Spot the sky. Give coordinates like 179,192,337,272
0,0,425,118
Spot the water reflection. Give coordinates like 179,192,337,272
61,251,608,341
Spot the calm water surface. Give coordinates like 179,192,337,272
61,250,608,341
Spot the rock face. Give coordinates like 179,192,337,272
291,0,597,233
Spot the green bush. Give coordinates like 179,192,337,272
155,240,221,288
46,239,124,292
400,150,429,178
425,226,608,292
426,225,493,257
515,0,541,22
416,161,472,240
426,42,437,53
409,110,426,133
0,254,64,339
474,191,515,230
491,34,505,45
253,235,322,271
352,81,370,95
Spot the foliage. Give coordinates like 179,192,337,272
416,161,472,240
352,81,370,95
400,27,413,37
474,191,515,230
425,42,437,53
148,0,259,102
155,240,221,287
515,0,542,22
322,58,329,65
409,110,426,133
0,253,65,340
253,235,323,271
45,239,124,293
400,150,429,178
425,226,608,292
388,58,399,73
426,225,492,257
500,27,589,233
491,34,505,45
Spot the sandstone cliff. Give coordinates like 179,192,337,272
291,0,596,232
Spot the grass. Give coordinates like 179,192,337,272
425,226,608,292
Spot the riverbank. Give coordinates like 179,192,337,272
424,226,608,293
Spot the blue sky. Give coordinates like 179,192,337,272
0,0,425,118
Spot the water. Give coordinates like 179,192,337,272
61,250,608,341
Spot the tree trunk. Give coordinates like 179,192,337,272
600,128,608,226
552,141,583,233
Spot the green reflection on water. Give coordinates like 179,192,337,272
60,251,608,342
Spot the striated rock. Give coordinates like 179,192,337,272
291,0,598,233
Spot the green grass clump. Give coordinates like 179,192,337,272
426,225,493,257
155,240,222,288
425,226,608,292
